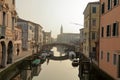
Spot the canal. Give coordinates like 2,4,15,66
33,47,79,80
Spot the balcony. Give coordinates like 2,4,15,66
0,25,6,39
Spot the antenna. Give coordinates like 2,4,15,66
70,22,83,26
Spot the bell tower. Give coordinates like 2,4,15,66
60,25,63,34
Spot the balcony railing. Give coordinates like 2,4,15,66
0,25,6,39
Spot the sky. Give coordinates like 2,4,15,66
16,0,99,38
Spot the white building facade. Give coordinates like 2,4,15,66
17,18,35,51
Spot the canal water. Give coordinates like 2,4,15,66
33,47,79,80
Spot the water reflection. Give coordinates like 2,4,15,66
33,47,79,80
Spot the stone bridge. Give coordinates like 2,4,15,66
42,43,75,51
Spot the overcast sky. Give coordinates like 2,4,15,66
16,0,99,38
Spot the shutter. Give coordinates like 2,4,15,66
117,22,119,36
0,4,2,11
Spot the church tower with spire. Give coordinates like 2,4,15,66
60,25,63,34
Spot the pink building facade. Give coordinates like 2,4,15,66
100,0,120,79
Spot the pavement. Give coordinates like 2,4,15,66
14,50,33,61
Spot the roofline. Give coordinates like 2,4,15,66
80,28,84,31
28,21,43,28
61,33,80,35
83,1,100,14
17,18,43,28
17,18,29,22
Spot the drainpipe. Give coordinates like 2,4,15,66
89,4,92,59
98,3,101,68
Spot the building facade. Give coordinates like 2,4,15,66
99,0,120,79
0,0,17,67
57,26,80,45
79,28,84,53
83,2,100,62
43,31,52,44
57,33,80,45
17,18,35,51
34,23,43,53
14,26,22,56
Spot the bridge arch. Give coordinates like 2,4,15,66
48,55,69,61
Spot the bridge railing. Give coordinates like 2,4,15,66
42,42,75,48
41,42,76,51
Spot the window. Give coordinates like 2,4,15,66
91,47,96,59
108,0,111,10
92,47,96,52
29,26,31,30
12,17,14,30
106,25,111,37
92,7,96,13
114,0,118,6
102,3,105,14
92,19,96,26
101,51,103,59
12,0,15,5
118,55,120,77
3,12,6,26
15,18,17,23
92,32,96,40
101,27,104,37
107,52,110,62
113,54,117,65
112,22,119,36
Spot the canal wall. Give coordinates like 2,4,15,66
0,60,22,80
0,54,33,80
78,54,115,80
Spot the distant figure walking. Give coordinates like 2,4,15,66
69,51,76,60
17,48,20,56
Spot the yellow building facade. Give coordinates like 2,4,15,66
83,2,100,62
